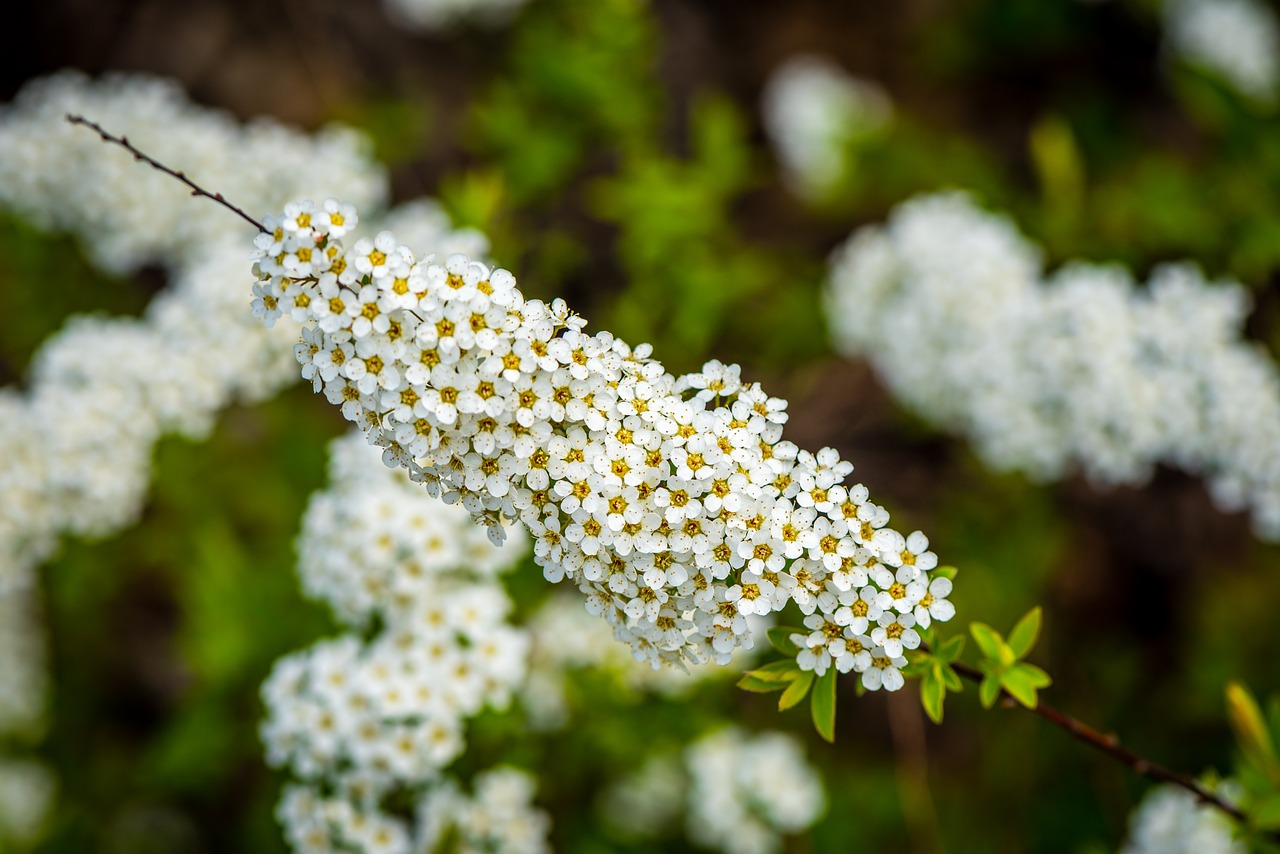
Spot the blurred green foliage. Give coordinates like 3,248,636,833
7,0,1280,851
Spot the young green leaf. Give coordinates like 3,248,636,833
1227,682,1279,779
812,668,837,743
935,634,966,663
766,626,804,658
970,623,1006,662
1001,663,1044,708
745,660,802,683
941,663,964,693
920,669,946,724
1007,607,1042,660
979,673,1002,709
1018,663,1052,689
737,673,790,694
901,651,932,678
933,565,959,582
1252,792,1280,830
779,669,816,711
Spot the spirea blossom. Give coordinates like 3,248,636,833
1120,783,1245,854
826,192,1280,539
252,199,954,688
263,434,536,854
685,728,826,854
761,55,893,199
1163,0,1280,103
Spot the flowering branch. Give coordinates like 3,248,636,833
947,659,1266,836
65,113,267,234
73,115,1276,848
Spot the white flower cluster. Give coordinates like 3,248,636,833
1163,0,1280,103
0,70,482,839
252,199,954,689
600,730,824,851
761,55,893,200
827,191,1280,539
1120,783,1244,854
263,433,539,854
296,432,525,625
382,0,529,31
685,728,826,854
278,771,550,854
0,70,393,590
416,768,551,854
520,594,767,729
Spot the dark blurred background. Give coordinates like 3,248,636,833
3,0,1280,852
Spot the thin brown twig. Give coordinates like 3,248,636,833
947,660,1266,836
65,114,267,234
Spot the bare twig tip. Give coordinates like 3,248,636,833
64,114,267,234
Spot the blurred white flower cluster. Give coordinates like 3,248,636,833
685,728,826,854
827,192,1280,539
0,71,391,591
601,729,825,854
415,768,550,854
1120,783,1244,854
0,579,46,742
0,71,483,846
251,199,954,690
761,55,893,200
263,433,546,854
519,593,767,729
1163,0,1280,103
599,752,687,839
0,585,45,854
383,0,529,31
0,759,56,850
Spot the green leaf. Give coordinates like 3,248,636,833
737,673,790,693
970,623,1006,662
779,669,816,711
941,663,964,693
811,668,837,743
1000,664,1043,708
920,670,946,724
745,660,802,683
766,626,804,657
1029,115,1084,224
979,674,1003,709
1252,792,1280,830
901,651,932,678
1007,607,1042,660
1017,663,1052,689
933,565,959,581
935,635,966,663
1227,682,1279,778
